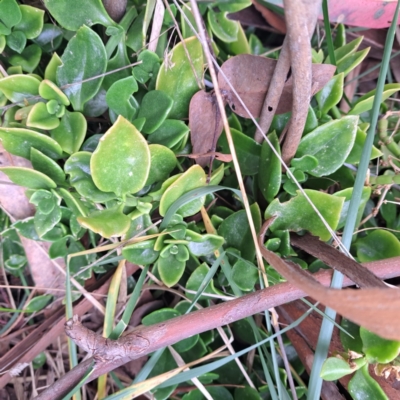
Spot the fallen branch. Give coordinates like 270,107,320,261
255,0,321,144
35,256,400,400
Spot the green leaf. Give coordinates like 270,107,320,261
148,119,190,148
0,0,21,35
30,189,56,214
142,308,181,325
51,110,86,154
258,131,281,202
156,37,203,119
31,148,66,185
0,167,56,189
122,239,159,265
265,189,345,241
25,295,53,313
0,74,40,103
346,127,382,164
226,24,251,55
106,76,138,121
91,116,151,196
326,36,363,64
316,73,344,115
333,187,371,230
0,126,62,160
45,52,62,83
77,207,131,238
360,327,400,364
234,387,261,400
159,165,206,217
34,204,62,237
336,48,369,77
183,386,233,400
33,23,63,54
185,263,219,301
218,203,261,261
158,244,188,287
132,50,160,84
137,90,174,134
103,41,130,91
296,116,358,177
6,30,26,53
26,102,60,130
64,152,116,203
14,5,44,39
340,318,363,353
43,0,114,31
8,43,42,73
207,9,239,43
348,365,389,400
185,231,225,257
320,356,365,381
219,128,261,175
39,79,70,105
146,144,176,186
349,83,400,115
57,25,107,112
355,230,400,262
231,259,258,291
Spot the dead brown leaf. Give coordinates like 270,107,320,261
260,218,400,341
290,233,386,288
0,144,65,294
251,0,286,34
189,90,224,167
218,55,335,119
181,152,233,162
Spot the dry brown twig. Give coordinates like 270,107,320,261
31,255,400,400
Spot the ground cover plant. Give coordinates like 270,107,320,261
1,0,400,399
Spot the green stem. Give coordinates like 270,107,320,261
322,0,336,66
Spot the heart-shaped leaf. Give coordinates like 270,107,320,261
91,116,151,196
0,0,21,35
14,5,44,39
9,43,42,73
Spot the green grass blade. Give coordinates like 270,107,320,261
322,0,336,65
308,2,400,398
110,265,149,340
61,362,95,400
160,185,243,229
